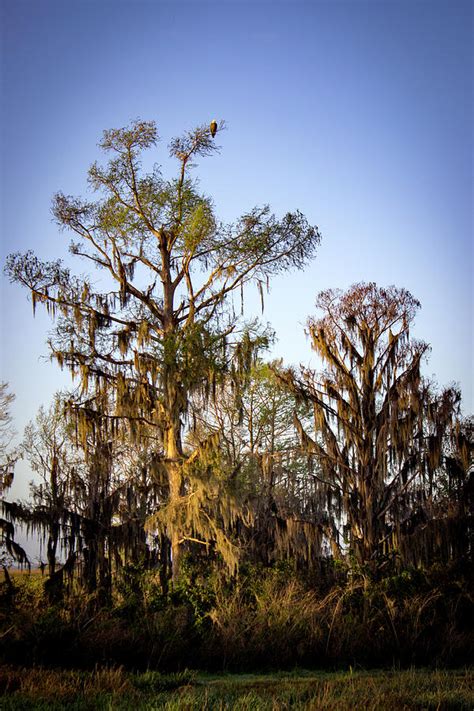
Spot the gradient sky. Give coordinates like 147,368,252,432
1,0,472,509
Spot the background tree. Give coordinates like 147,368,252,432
0,383,28,573
400,413,473,567
6,119,321,579
22,397,83,577
192,360,329,570
279,283,461,571
12,393,163,602
0,383,17,499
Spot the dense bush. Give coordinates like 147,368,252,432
1,560,472,671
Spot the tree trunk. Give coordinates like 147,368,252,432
47,522,59,577
164,413,183,582
169,462,182,582
159,533,171,595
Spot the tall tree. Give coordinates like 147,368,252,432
6,119,321,578
279,283,460,570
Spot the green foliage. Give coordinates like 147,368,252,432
171,554,219,631
114,562,164,617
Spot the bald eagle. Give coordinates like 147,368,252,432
210,120,217,138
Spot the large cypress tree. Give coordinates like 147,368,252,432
6,119,321,578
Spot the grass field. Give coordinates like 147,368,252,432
8,567,44,577
0,667,472,710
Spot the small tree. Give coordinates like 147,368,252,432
279,283,460,570
6,119,321,578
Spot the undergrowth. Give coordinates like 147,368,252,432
0,561,472,671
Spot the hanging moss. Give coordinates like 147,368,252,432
278,283,463,571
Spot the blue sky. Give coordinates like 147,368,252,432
1,0,472,505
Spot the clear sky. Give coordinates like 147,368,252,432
1,0,472,508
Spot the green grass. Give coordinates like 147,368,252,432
0,667,472,710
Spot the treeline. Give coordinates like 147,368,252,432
0,120,472,670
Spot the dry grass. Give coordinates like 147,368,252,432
7,568,44,579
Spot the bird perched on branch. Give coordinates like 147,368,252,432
210,120,217,138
